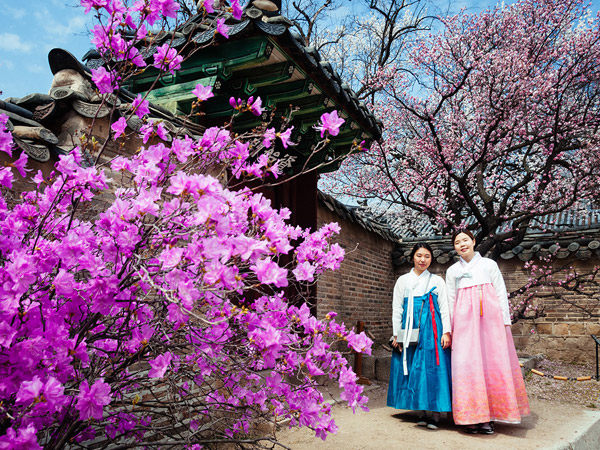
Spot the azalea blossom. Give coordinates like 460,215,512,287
111,117,128,139
215,18,229,38
132,94,150,118
91,66,118,93
153,43,183,74
75,379,112,420
192,83,214,101
247,96,263,116
0,0,373,447
317,110,345,138
148,352,173,378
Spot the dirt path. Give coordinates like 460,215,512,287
277,384,600,450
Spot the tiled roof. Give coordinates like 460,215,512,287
392,209,600,266
81,3,381,174
1,49,205,165
317,191,401,243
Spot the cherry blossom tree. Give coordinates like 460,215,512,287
323,0,600,258
278,0,433,99
0,1,371,448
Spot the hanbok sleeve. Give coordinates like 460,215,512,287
392,276,405,337
435,276,452,334
489,260,512,325
445,265,457,328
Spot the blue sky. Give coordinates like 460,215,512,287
0,0,598,99
0,0,92,99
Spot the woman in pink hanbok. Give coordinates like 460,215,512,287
446,230,529,434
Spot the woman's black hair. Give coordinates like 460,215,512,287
451,228,475,244
409,242,433,260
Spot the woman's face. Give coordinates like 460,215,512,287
453,232,475,261
413,248,432,275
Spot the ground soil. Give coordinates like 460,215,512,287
276,359,600,450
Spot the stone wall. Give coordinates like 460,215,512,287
316,203,397,341
504,258,600,364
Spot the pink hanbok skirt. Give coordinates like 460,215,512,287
451,283,530,425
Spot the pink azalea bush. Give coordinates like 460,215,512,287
0,1,371,448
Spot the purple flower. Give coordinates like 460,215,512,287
148,352,173,378
192,83,214,101
250,259,288,287
216,18,229,38
153,43,183,74
0,424,41,450
0,167,13,188
16,377,44,404
346,331,372,354
128,46,147,68
111,117,128,139
262,128,276,148
76,379,112,420
0,321,17,347
140,122,154,143
133,0,160,25
247,96,263,116
171,136,194,163
278,126,294,148
91,66,118,94
9,151,29,177
132,94,150,118
158,0,179,18
293,261,316,282
201,0,215,13
16,376,65,412
230,96,243,110
81,0,108,14
155,121,168,141
231,0,243,19
317,110,345,138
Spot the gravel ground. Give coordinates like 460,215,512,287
524,358,600,409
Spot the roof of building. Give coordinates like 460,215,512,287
1,48,206,167
392,209,600,266
1,1,380,177
317,191,401,243
80,1,381,174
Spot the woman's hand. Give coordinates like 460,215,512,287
441,332,451,349
391,336,402,353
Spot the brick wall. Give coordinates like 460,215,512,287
316,203,397,341
503,258,600,364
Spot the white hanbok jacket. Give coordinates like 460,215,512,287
391,269,452,339
445,252,512,326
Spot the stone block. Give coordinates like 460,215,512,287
553,323,570,336
536,323,553,335
569,323,585,336
511,322,524,335
375,355,392,382
586,322,600,336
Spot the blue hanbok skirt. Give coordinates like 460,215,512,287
387,289,452,412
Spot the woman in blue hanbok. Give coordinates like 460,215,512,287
387,243,452,429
